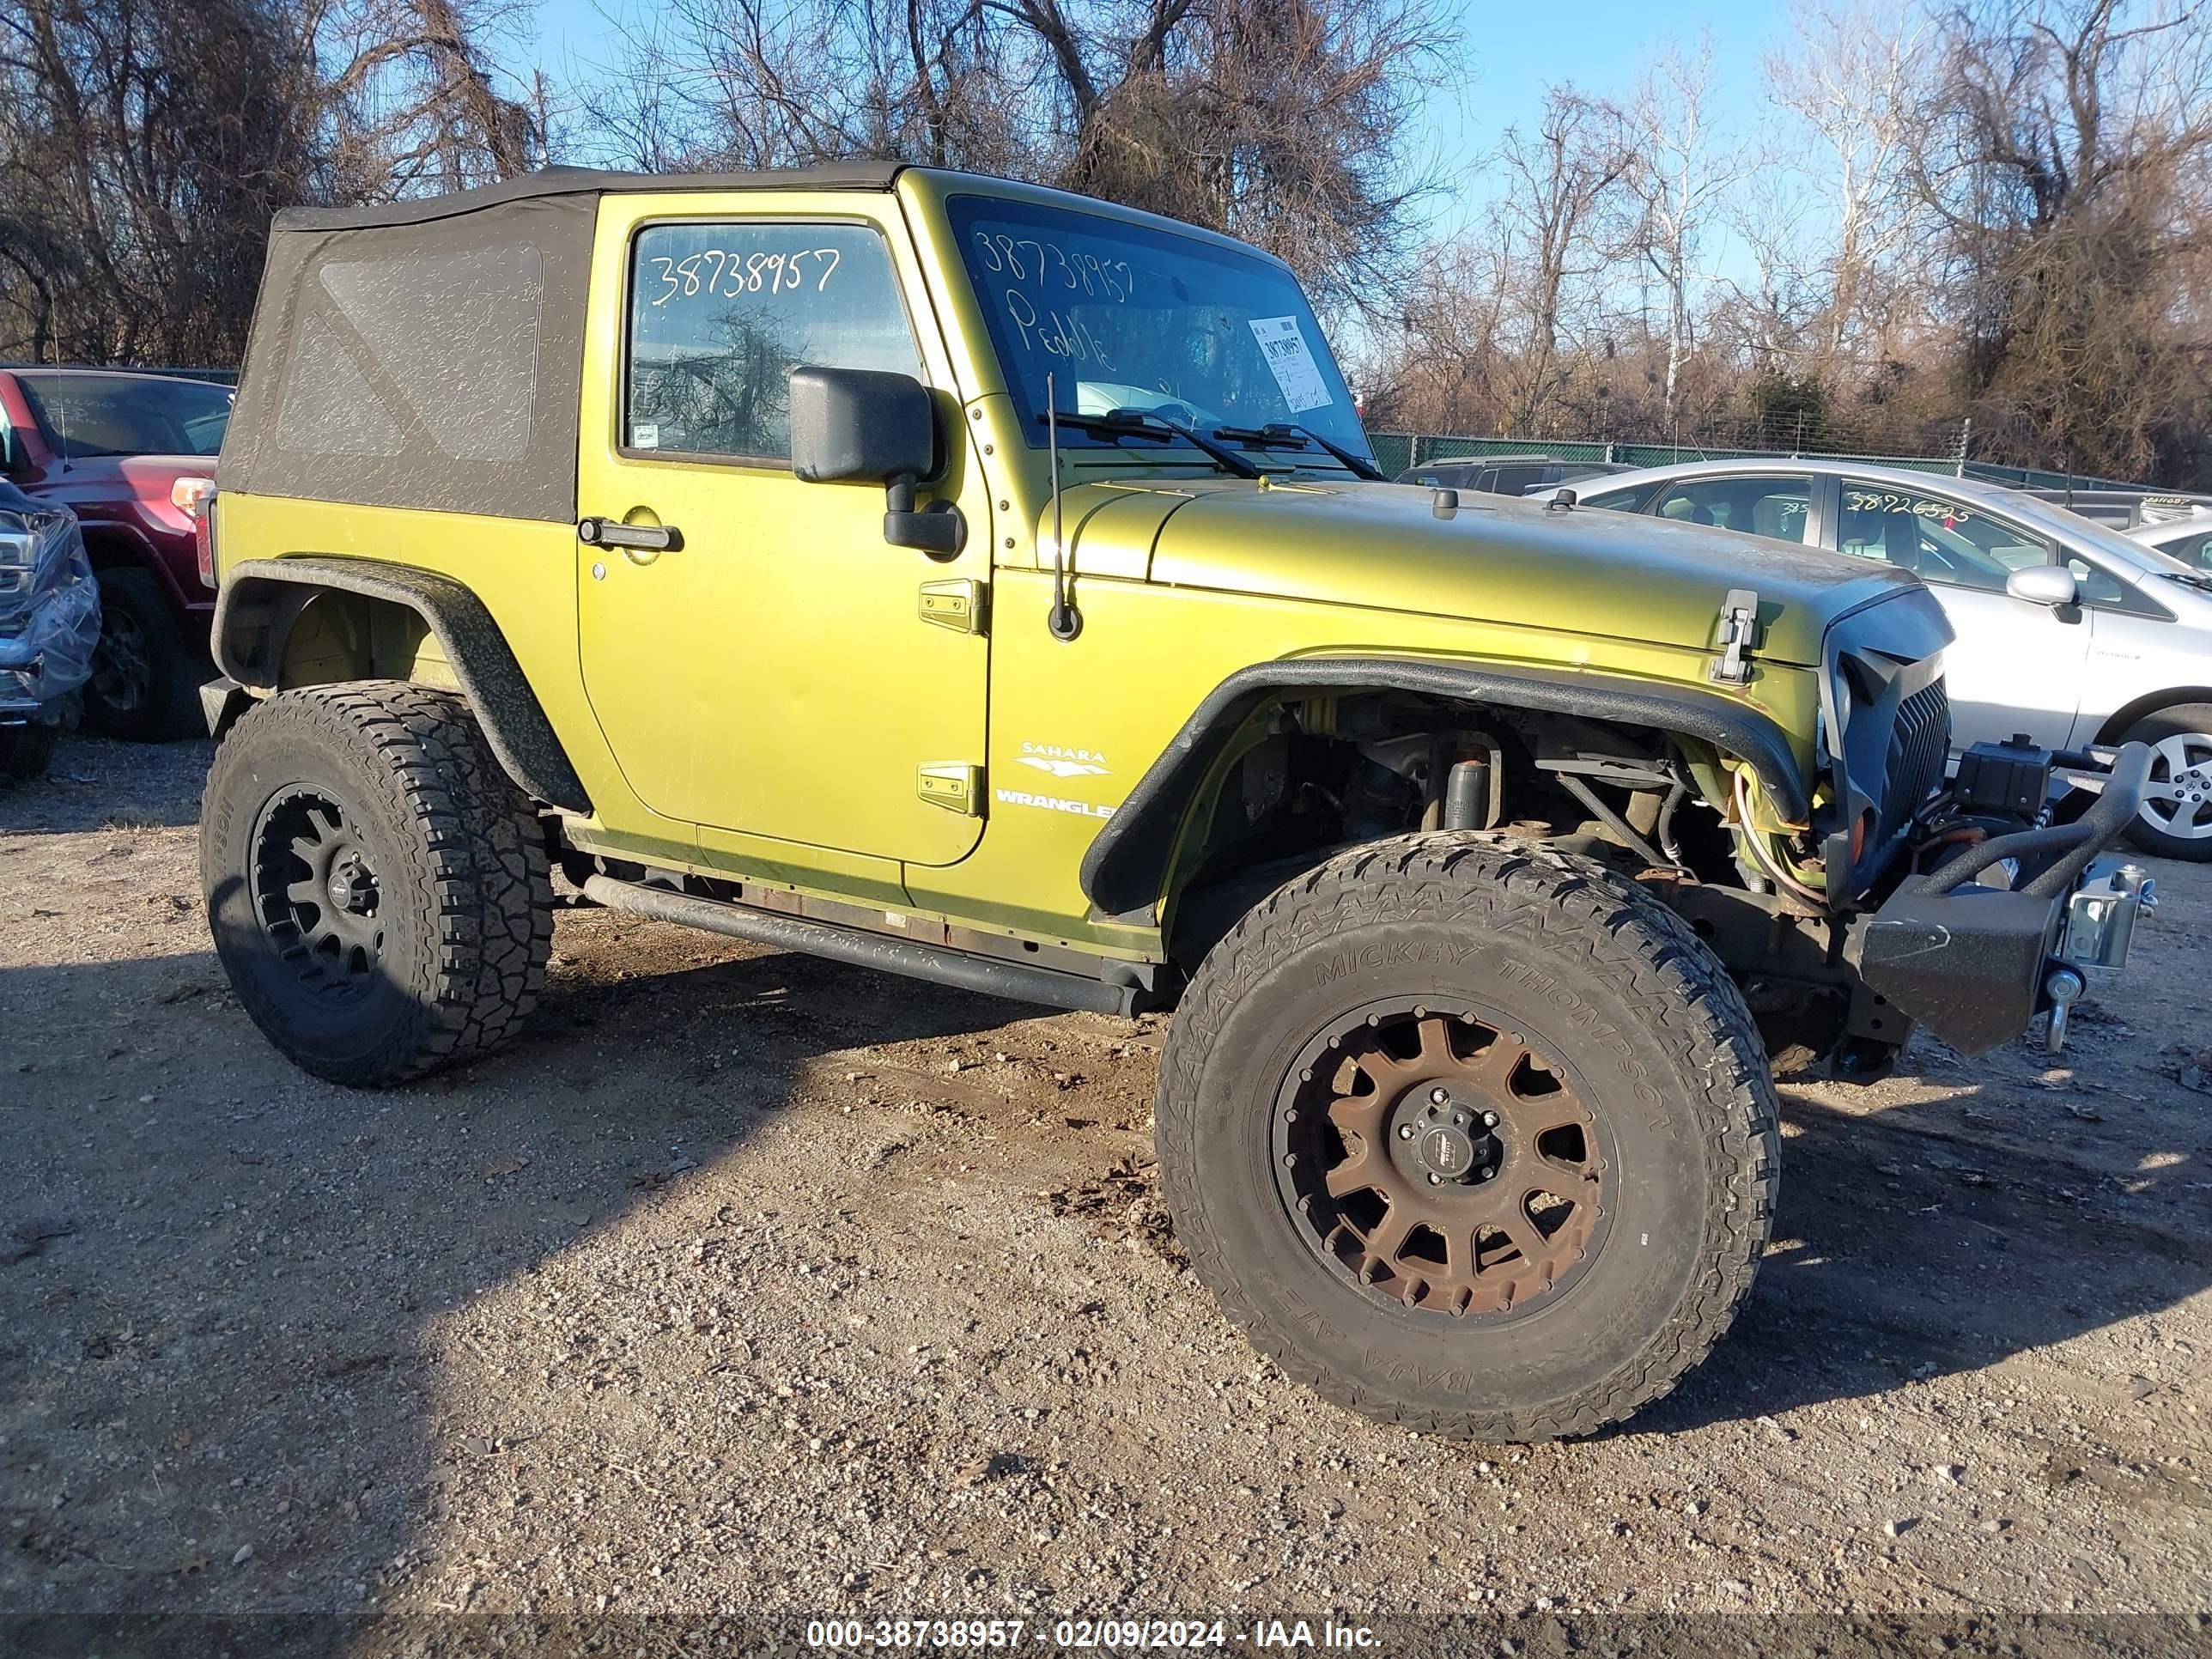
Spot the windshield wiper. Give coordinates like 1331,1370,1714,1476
1040,407,1265,480
1212,422,1387,482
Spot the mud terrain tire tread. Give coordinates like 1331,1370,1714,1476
1157,831,1779,1441
202,681,551,1086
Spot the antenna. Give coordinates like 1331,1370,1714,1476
1046,372,1080,641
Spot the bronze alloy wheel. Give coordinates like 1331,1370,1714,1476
1273,999,1612,1319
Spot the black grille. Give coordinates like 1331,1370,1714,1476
1881,678,1951,842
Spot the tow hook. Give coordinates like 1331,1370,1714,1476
2043,964,2087,1054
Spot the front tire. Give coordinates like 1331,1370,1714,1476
202,682,552,1086
1157,834,1778,1441
2121,703,2212,861
85,567,201,740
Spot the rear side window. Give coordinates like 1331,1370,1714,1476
1652,476,1812,543
1579,486,1645,513
276,246,542,464
623,222,921,464
1837,483,2039,592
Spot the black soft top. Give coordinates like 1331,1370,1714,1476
225,164,923,521
272,161,908,232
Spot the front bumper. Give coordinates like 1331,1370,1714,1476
0,549,100,717
1852,742,2154,1056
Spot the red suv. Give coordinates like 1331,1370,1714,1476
0,368,225,738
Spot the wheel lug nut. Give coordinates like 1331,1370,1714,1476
1397,1125,1414,1140
1429,1086,1449,1105
1426,1173,1441,1185
1483,1111,1498,1127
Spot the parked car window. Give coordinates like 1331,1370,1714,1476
1579,485,1647,513
16,373,231,459
1486,465,1547,495
2061,552,2171,617
2152,527,2212,569
1651,476,1812,543
1836,483,2039,592
624,222,922,463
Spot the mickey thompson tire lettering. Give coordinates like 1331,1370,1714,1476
201,682,553,1088
1154,832,1779,1441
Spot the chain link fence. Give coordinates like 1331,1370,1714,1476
1368,428,2150,495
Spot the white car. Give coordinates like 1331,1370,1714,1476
1572,458,2212,860
2130,510,2212,573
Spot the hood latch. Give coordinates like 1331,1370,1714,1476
1709,588,1759,685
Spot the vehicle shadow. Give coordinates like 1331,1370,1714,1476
3,915,2205,1620
0,928,1049,1618
1642,1044,2209,1432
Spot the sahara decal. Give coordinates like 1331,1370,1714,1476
1018,741,1111,780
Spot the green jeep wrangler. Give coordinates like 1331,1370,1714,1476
198,164,2154,1440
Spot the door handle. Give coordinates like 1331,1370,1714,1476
578,517,683,553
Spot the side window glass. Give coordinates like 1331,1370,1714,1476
625,222,921,463
1580,486,1644,513
2164,529,2212,569
1836,484,2036,593
2061,559,2167,619
1652,477,1811,543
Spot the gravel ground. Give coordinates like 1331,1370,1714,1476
1,733,2207,1632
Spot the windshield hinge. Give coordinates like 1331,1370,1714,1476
1709,588,1760,685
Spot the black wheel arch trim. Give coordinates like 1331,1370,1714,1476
1079,655,1810,919
213,556,591,814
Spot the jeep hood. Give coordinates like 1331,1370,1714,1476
1089,478,1923,665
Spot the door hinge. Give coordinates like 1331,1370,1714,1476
1709,587,1760,685
918,577,985,635
916,763,983,815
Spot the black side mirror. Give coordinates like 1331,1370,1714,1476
788,366,964,556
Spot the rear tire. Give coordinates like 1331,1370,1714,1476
1156,833,1778,1441
85,567,201,741
2120,702,2212,862
202,682,551,1086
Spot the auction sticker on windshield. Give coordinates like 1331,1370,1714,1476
1248,315,1331,413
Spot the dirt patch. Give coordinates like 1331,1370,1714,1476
1,733,2206,1620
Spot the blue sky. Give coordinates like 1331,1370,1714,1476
519,0,1788,246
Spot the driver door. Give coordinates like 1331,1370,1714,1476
1831,479,2090,751
574,195,993,869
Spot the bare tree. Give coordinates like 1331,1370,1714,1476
313,0,546,198
1486,87,1634,431
1625,36,1743,434
0,0,324,364
579,0,1455,314
1913,0,2212,478
1754,0,1931,373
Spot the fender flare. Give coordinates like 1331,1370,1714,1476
213,556,591,813
1079,656,1811,918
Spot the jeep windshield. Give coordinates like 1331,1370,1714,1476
947,195,1374,473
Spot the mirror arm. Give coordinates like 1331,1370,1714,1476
884,471,965,557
